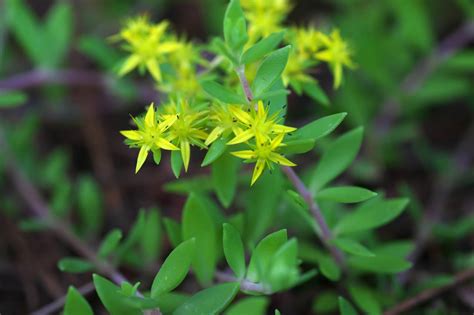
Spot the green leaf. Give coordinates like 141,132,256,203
225,297,269,315
285,112,347,144
247,229,287,282
0,91,28,108
98,229,123,258
348,285,381,315
64,286,93,315
310,127,364,192
275,310,281,315
6,0,44,65
116,211,146,260
182,194,218,286
252,46,291,97
313,291,338,313
241,31,285,65
333,238,375,257
286,190,318,232
164,218,182,248
317,186,377,203
201,81,247,104
349,253,412,274
43,2,72,67
141,209,162,264
202,138,228,166
174,282,239,315
302,81,330,107
212,154,239,208
335,198,409,235
93,274,141,315
19,218,49,232
77,175,103,235
171,150,183,178
154,292,189,313
78,35,121,69
338,297,358,315
151,238,195,298
223,223,246,279
266,239,299,292
223,0,248,53
152,149,162,165
245,170,284,244
58,257,94,273
211,37,239,65
319,255,341,281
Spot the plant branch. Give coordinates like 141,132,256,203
236,66,254,101
234,65,345,268
214,271,268,294
384,267,474,315
281,166,345,267
0,68,158,101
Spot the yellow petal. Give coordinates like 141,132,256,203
157,42,181,54
145,103,155,128
121,130,142,141
159,115,178,131
272,124,296,134
231,150,255,160
119,55,141,76
156,138,179,150
229,105,253,125
314,50,333,62
180,140,191,172
251,159,266,186
205,126,225,146
270,133,285,150
269,152,296,167
227,129,254,145
257,100,266,120
136,145,150,173
146,58,162,82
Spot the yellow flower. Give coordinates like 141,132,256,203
205,104,242,146
294,27,324,58
314,29,355,88
282,50,314,87
232,133,296,185
115,16,181,82
242,0,291,43
227,100,296,145
121,103,178,173
165,100,209,171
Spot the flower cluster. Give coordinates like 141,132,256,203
284,27,354,89
241,0,292,43
122,100,296,185
112,16,205,99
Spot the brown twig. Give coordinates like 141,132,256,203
384,267,474,315
234,67,345,268
281,166,345,266
0,69,158,101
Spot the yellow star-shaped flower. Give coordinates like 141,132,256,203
227,100,296,145
232,133,296,185
121,103,178,173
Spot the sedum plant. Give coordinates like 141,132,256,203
58,0,411,314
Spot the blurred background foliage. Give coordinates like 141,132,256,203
0,0,473,314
